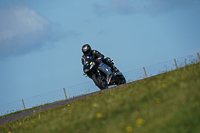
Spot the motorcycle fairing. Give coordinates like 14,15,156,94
83,56,94,73
98,62,112,75
114,72,123,76
98,62,113,84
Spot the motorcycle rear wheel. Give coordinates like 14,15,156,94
116,75,126,85
92,74,108,90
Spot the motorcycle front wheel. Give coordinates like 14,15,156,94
92,73,108,90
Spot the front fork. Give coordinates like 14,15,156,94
97,70,103,79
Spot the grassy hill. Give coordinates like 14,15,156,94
0,63,200,133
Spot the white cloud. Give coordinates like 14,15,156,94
0,3,51,57
145,0,200,15
94,0,200,16
94,0,133,16
110,0,133,14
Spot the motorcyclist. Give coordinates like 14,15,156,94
81,44,119,73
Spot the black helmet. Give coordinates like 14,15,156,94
82,44,91,55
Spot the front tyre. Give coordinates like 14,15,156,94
92,74,108,90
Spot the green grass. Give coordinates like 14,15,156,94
0,63,200,133
0,102,56,119
0,95,83,119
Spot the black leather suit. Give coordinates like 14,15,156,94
81,50,116,71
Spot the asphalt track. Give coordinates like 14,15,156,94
0,83,129,126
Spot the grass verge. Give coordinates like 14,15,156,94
0,63,200,133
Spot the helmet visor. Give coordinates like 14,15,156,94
82,46,91,55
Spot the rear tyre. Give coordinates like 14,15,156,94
92,74,108,90
116,74,126,85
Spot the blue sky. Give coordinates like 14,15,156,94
0,0,200,107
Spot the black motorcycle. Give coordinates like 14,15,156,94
83,56,126,90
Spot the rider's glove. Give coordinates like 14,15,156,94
96,57,102,63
